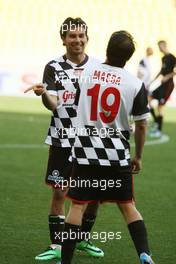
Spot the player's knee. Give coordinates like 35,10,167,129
117,202,136,215
72,202,87,213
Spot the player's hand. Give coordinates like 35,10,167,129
24,83,46,96
131,157,142,174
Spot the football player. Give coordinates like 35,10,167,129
25,17,103,261
60,31,155,264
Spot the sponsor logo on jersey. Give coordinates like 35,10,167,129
52,170,59,176
48,170,62,181
63,90,76,102
56,70,69,80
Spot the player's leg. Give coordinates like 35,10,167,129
35,146,70,261
148,94,161,138
36,148,103,261
156,104,164,132
61,202,88,264
148,86,164,137
35,189,67,261
47,188,67,250
117,202,154,264
76,202,104,257
115,167,154,263
149,83,165,122
148,95,157,123
81,202,99,237
156,79,174,133
50,187,66,216
63,163,104,262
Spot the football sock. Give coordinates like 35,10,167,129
150,108,157,122
49,215,65,245
78,213,96,242
156,115,163,131
128,220,150,256
61,223,81,264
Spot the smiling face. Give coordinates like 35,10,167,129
62,28,88,56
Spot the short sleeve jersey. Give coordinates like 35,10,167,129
43,55,100,148
71,63,149,166
160,53,176,76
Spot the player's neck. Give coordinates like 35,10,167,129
105,59,124,68
104,59,112,66
65,53,86,65
163,49,169,55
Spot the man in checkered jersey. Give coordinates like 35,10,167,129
61,31,155,264
26,18,104,261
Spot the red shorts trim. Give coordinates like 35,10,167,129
66,195,134,204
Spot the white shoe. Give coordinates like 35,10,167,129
149,130,162,138
140,253,155,264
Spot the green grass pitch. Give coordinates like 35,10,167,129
0,96,176,264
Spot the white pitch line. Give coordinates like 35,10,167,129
0,135,170,149
0,144,47,149
0,116,47,123
131,134,170,147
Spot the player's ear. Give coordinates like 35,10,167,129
61,37,66,46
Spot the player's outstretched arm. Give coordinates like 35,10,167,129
131,119,147,174
162,70,176,83
24,83,57,111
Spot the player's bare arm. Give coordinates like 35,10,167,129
24,83,58,111
42,92,58,111
132,119,147,174
162,70,176,83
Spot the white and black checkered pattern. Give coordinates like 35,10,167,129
72,63,150,166
73,126,130,166
44,55,99,147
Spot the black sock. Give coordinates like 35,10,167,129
61,223,81,264
49,215,65,245
156,115,163,131
128,220,150,256
150,108,157,122
78,213,96,242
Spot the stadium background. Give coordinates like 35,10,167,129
0,0,176,104
0,1,176,264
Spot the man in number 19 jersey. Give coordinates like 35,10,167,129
61,31,155,264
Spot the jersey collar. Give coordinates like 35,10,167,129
62,54,88,68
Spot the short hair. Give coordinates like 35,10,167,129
106,30,135,67
158,40,166,45
60,17,88,38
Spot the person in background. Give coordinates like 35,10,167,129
137,47,154,91
148,40,176,137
